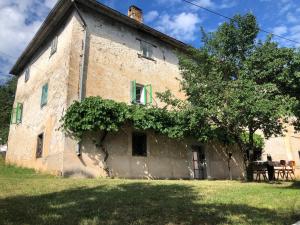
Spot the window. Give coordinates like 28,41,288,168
50,35,58,56
130,80,152,105
36,133,44,158
41,83,48,108
132,132,147,157
25,67,30,82
10,103,23,124
140,41,153,59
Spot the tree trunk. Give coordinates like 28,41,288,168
246,129,255,181
235,136,250,181
96,131,110,177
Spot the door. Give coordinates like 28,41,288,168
192,146,207,179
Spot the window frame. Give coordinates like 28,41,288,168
10,102,23,125
36,133,44,159
50,35,58,56
137,39,156,61
132,132,147,157
130,80,152,105
41,83,49,108
24,67,30,83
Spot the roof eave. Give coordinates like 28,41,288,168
10,0,73,75
77,0,189,50
10,0,191,76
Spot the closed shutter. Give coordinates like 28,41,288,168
16,103,23,124
25,67,30,82
130,80,136,104
10,108,17,124
41,83,48,107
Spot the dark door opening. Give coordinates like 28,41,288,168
36,133,44,158
192,146,207,179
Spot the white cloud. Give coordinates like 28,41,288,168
155,0,236,10
272,25,288,36
44,0,57,9
218,0,237,9
144,11,159,23
286,12,298,23
155,12,201,42
0,0,54,74
192,0,215,8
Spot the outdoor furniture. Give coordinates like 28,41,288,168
274,160,287,180
285,161,296,180
253,162,268,181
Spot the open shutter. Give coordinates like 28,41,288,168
130,80,136,103
10,108,17,124
16,103,23,124
145,84,153,105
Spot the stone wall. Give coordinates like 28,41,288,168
64,126,244,179
61,7,245,179
6,12,76,175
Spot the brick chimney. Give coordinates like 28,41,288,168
128,5,143,23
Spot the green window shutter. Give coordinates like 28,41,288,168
16,103,23,124
145,84,153,105
10,108,16,124
144,86,147,105
41,83,48,107
130,80,136,103
149,84,153,104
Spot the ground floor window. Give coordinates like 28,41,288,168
132,132,147,157
36,133,44,158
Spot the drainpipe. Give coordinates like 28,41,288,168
72,0,88,156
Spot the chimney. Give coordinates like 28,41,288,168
128,5,143,23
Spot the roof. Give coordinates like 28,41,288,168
10,0,189,75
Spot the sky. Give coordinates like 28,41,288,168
0,0,300,83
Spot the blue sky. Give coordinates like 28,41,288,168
0,0,299,83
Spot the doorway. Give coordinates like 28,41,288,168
192,146,207,179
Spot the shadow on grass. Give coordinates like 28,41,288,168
0,182,299,225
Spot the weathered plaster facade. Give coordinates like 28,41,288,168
262,126,300,178
6,0,299,179
6,13,76,175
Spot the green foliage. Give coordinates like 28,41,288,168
61,97,130,140
61,97,208,141
240,132,264,150
0,77,17,144
173,13,300,162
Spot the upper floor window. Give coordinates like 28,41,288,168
50,36,58,56
25,67,30,82
130,80,152,105
140,41,153,59
41,83,48,108
10,103,23,125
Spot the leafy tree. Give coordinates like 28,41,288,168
0,77,17,145
163,14,300,179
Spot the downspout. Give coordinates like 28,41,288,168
72,0,88,156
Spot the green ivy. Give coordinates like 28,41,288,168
61,96,209,141
61,96,264,150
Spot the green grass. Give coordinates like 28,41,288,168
0,157,299,225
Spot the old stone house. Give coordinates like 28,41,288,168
6,0,299,179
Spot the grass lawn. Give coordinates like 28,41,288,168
0,157,299,225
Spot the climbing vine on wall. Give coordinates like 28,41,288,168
60,96,209,141
61,96,264,157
